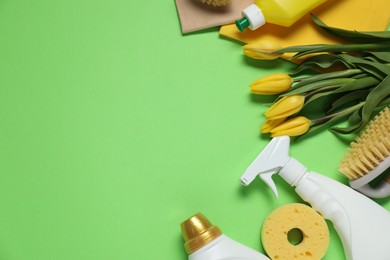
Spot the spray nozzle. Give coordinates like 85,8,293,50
240,136,291,198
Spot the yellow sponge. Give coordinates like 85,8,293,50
261,203,330,260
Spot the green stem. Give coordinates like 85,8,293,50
311,102,365,124
305,85,340,100
293,78,305,83
277,42,390,54
277,42,390,59
352,73,370,79
295,69,362,87
285,78,354,96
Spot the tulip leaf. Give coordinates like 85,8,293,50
352,73,370,79
276,44,327,53
365,52,390,63
296,109,352,141
328,90,371,113
279,43,390,60
347,109,362,126
338,54,390,77
311,14,390,43
364,56,380,63
330,110,363,135
284,78,354,96
361,52,390,63
354,64,386,80
360,76,390,124
356,63,390,79
331,77,379,94
303,90,335,107
320,102,364,134
331,76,390,134
379,97,390,106
293,69,362,87
290,54,354,75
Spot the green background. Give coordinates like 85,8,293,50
0,1,388,259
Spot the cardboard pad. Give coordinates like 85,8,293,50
175,0,254,33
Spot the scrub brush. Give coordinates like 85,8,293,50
339,106,390,198
198,0,232,7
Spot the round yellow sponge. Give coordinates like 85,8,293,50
261,203,329,260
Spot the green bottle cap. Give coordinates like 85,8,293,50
235,16,250,32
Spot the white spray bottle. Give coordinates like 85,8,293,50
240,136,390,260
181,213,270,260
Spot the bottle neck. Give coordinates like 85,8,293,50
279,158,307,187
236,4,266,31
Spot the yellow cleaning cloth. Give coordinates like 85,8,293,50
220,0,390,59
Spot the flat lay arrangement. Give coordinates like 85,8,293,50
175,0,390,259
0,1,388,260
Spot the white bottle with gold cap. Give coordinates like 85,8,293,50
181,213,270,260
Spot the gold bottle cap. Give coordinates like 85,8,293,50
180,213,222,254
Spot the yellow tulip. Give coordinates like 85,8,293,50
264,95,305,120
261,118,286,133
243,41,283,60
250,73,292,95
270,116,311,137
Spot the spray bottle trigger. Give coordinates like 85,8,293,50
259,171,279,198
240,136,291,197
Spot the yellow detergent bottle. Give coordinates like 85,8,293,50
236,0,327,32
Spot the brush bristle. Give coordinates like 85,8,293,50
339,106,390,180
198,0,232,7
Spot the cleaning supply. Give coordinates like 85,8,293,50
175,0,254,33
221,0,390,60
261,203,329,260
181,213,270,260
339,106,390,198
235,0,327,32
198,0,231,7
240,136,390,260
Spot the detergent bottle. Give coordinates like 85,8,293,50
236,0,327,31
181,213,270,260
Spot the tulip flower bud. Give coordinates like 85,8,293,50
243,41,283,60
265,95,305,120
270,116,311,137
261,118,286,133
250,73,292,95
